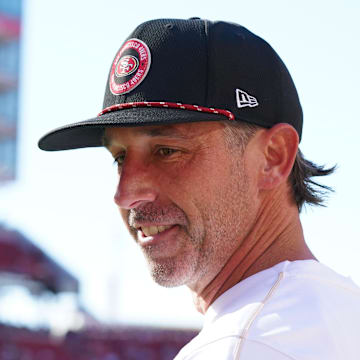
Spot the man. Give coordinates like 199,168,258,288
39,18,360,359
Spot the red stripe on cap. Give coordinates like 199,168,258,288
98,102,235,120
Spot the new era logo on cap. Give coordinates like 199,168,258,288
235,88,259,108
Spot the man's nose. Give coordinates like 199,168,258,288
113,156,157,210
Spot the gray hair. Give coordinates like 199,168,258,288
222,121,336,212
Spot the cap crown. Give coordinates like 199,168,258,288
103,18,302,138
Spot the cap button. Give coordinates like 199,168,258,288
189,17,201,20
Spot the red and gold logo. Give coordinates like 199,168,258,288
109,39,151,95
115,55,139,77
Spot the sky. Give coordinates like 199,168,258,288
0,0,359,329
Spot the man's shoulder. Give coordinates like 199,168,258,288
175,260,360,359
245,260,360,359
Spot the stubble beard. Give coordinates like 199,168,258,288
183,156,253,292
127,203,206,288
146,225,210,288
145,179,251,291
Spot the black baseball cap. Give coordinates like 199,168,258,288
38,18,302,151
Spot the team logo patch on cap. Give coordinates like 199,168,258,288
109,38,151,95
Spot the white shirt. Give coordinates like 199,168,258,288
174,260,360,359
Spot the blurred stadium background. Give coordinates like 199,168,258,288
0,1,198,358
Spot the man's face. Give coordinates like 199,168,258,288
105,121,258,291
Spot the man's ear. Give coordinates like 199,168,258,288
258,123,299,190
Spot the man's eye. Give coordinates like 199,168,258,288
157,147,178,157
113,153,126,166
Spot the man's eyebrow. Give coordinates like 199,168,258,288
102,126,191,148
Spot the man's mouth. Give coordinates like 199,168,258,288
140,225,172,237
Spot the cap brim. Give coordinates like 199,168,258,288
38,107,228,151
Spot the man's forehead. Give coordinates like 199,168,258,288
103,121,225,148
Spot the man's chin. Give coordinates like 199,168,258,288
148,261,191,288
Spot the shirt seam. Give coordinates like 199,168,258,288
234,271,285,359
